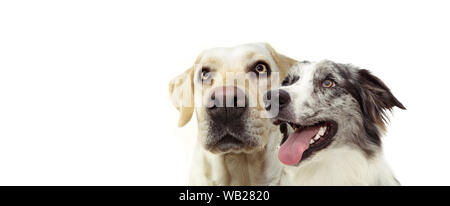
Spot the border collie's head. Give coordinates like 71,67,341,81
264,60,405,166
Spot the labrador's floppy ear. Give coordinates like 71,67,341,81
169,67,194,127
264,43,298,79
357,69,406,129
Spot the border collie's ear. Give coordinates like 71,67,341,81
358,69,405,128
169,67,194,127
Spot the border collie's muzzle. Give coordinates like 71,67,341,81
263,89,338,165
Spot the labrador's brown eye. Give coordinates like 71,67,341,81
254,63,267,73
322,79,335,88
250,61,271,76
200,68,211,81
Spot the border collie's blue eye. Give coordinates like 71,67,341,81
322,79,335,88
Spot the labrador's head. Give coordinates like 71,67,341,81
169,43,296,154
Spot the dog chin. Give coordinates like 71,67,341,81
205,134,261,154
209,147,261,155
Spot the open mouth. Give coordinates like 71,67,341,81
274,120,338,165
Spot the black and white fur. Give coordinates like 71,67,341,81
270,60,405,185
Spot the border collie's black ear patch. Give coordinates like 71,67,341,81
358,69,406,128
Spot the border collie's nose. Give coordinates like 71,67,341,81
206,86,248,122
263,89,291,111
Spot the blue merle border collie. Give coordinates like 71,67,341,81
264,60,405,185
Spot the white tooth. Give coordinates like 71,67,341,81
310,139,315,144
318,126,327,136
314,134,321,140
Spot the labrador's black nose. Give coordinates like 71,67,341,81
206,86,248,123
263,89,291,111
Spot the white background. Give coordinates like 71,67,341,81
0,0,449,185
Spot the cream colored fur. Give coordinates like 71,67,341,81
280,146,399,185
169,43,297,185
189,126,283,185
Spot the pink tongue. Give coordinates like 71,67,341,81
278,126,321,165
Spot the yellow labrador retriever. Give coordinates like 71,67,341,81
169,43,297,185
